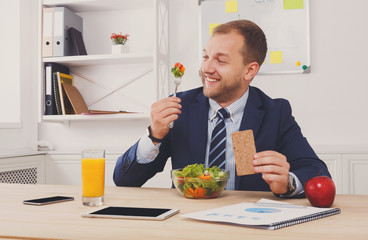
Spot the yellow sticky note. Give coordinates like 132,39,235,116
209,23,221,36
270,51,283,64
226,0,238,13
284,0,304,10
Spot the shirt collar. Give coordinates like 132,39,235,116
209,88,249,123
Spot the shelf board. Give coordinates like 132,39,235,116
43,0,153,12
42,53,153,67
43,112,150,122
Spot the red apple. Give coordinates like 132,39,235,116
305,176,336,208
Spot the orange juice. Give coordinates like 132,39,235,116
82,158,105,197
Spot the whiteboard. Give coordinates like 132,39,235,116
200,0,310,74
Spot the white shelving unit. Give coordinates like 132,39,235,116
43,53,154,66
37,0,169,123
42,112,150,122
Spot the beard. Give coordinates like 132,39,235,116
201,71,245,105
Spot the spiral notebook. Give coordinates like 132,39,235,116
181,198,341,230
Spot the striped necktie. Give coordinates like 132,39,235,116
208,108,230,169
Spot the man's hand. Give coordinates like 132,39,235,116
150,97,182,143
253,151,290,194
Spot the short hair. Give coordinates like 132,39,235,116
212,20,267,66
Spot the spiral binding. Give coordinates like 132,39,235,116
270,208,341,230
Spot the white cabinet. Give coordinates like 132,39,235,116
342,154,368,195
2,150,366,194
45,153,118,186
317,150,368,195
45,153,172,188
0,154,46,184
38,0,169,122
317,153,343,194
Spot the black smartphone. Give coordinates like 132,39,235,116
23,196,74,206
82,206,180,220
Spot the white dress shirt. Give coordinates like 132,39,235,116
205,90,249,189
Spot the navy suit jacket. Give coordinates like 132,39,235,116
114,86,330,193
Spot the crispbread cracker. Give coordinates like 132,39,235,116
231,130,256,176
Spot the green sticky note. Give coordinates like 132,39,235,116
284,0,304,10
225,0,238,13
209,23,221,36
270,51,283,64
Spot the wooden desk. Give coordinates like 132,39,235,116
0,183,367,240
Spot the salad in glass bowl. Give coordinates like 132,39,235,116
171,164,229,199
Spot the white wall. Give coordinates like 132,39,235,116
169,0,368,147
0,0,366,192
2,0,368,153
0,0,38,151
0,0,20,124
253,0,368,146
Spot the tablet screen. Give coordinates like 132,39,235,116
90,207,172,217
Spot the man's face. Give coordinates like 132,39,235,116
200,31,250,107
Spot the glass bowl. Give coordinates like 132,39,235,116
171,169,229,199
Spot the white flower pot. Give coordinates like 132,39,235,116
111,44,129,54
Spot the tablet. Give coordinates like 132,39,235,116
81,206,180,221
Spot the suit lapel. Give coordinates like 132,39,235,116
189,91,209,165
239,86,265,137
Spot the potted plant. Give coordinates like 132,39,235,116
110,32,129,54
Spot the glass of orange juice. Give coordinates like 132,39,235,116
81,149,105,206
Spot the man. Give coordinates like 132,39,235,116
114,20,331,198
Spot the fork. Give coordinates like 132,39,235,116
168,78,182,128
